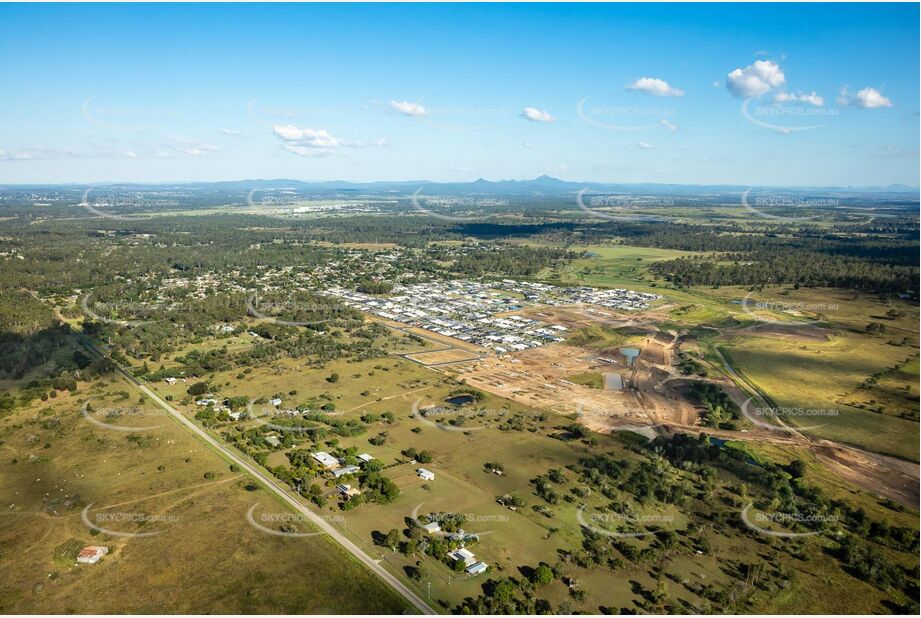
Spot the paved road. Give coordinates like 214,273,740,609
77,334,437,615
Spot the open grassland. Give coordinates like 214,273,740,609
554,244,704,290
0,377,409,614
536,246,919,462
139,327,919,613
719,338,919,461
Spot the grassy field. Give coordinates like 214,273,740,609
132,320,919,613
554,244,705,289
0,374,409,614
540,244,919,462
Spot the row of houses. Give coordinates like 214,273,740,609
324,280,567,352
324,278,657,354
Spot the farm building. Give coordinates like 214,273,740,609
77,546,109,564
417,468,435,481
421,521,441,534
466,561,488,575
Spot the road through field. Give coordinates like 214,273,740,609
76,334,437,615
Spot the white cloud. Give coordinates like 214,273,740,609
839,86,893,109
272,124,384,155
272,125,340,147
774,91,824,106
636,141,654,149
219,128,242,136
389,100,427,117
660,119,678,132
726,60,785,98
627,77,684,97
712,80,722,88
521,107,556,123
523,141,534,148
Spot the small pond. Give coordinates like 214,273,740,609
620,347,641,366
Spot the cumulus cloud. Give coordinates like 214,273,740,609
636,141,654,149
726,60,785,98
839,86,893,109
774,91,824,106
389,100,427,116
272,125,341,147
521,107,556,123
272,124,384,156
627,77,684,97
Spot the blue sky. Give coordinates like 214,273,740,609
0,2,917,186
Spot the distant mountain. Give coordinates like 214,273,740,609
5,176,918,198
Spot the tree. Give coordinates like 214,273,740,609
651,579,669,604
886,308,905,320
383,528,400,551
787,459,806,479
188,381,209,396
327,372,340,383
531,564,554,587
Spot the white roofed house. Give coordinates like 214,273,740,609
421,521,441,534
311,451,341,469
416,468,435,481
466,561,488,575
332,465,360,479
448,547,477,567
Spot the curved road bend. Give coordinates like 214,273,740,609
77,334,437,615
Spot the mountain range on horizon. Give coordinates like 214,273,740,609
4,175,919,195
